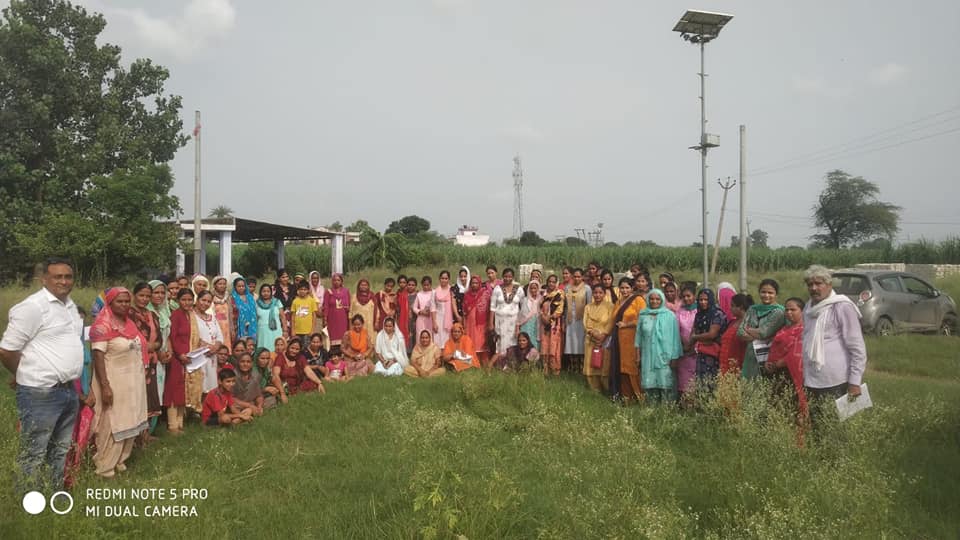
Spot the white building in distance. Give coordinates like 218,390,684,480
452,225,490,247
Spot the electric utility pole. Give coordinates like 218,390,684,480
711,176,736,278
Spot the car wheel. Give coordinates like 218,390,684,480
874,316,894,337
940,315,957,337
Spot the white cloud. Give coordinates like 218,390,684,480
869,62,907,86
791,75,852,99
110,0,236,60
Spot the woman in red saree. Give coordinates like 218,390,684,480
462,275,491,367
396,278,414,350
765,297,808,427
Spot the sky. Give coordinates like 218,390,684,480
9,0,960,246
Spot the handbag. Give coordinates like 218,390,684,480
695,341,721,357
590,347,603,369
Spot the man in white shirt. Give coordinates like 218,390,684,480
0,258,84,493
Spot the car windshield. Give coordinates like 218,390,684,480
832,274,870,296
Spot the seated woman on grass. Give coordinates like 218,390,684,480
441,322,479,372
271,336,287,364
405,330,445,378
202,368,254,427
340,314,374,377
272,338,325,396
255,347,285,405
374,317,408,377
232,353,265,415
303,332,328,380
493,331,540,372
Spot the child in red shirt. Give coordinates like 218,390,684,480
202,368,254,426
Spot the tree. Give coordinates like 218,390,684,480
518,230,546,246
386,215,430,236
326,221,343,231
356,228,408,273
346,220,375,235
209,205,234,218
1,1,186,280
564,236,588,247
812,170,901,249
749,229,769,249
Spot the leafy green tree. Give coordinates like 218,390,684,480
326,221,343,232
209,205,234,218
812,170,901,249
0,0,186,280
518,230,546,246
386,215,431,236
564,236,588,247
749,229,769,249
357,229,408,273
346,219,376,235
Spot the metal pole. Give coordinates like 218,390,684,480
738,125,748,291
193,110,202,275
699,40,709,289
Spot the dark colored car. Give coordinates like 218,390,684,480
832,271,957,336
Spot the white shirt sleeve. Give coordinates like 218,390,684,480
0,301,43,352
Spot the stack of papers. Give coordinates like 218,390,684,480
835,383,872,421
185,348,210,373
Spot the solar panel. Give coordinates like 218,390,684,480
672,9,734,37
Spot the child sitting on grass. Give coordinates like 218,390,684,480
202,368,254,426
323,352,351,382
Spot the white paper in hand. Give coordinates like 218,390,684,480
185,348,210,373
835,383,872,421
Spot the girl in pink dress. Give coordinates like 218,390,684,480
433,271,455,347
675,282,699,402
413,276,438,344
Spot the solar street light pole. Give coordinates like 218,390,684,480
699,39,709,289
673,10,733,290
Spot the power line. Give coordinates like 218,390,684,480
751,115,960,175
749,104,960,174
749,126,960,177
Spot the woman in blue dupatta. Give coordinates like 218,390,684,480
635,289,683,405
691,288,727,393
256,284,285,350
231,274,258,343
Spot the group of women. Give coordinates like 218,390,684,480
76,263,809,479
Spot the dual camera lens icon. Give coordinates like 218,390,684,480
22,490,74,515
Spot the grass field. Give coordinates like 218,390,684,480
0,273,958,538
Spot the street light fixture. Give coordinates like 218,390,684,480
673,9,733,289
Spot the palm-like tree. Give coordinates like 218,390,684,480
208,205,234,218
